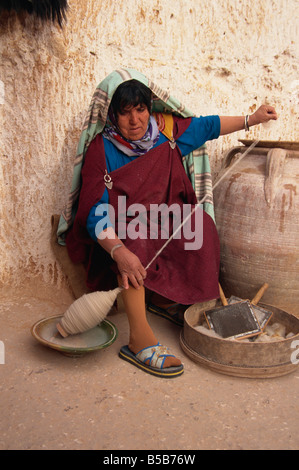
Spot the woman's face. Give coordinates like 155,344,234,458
116,103,150,141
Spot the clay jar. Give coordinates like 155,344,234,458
213,142,299,316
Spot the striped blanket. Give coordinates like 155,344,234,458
57,68,214,244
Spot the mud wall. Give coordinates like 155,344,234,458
0,0,298,288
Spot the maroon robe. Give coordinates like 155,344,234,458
66,117,220,304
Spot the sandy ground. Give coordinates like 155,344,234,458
1,281,299,451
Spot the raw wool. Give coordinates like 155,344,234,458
196,320,295,343
58,287,122,336
265,322,286,338
255,322,295,343
194,325,222,339
0,0,298,288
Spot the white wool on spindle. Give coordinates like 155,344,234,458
59,287,123,335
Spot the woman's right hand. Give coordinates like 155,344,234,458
113,245,147,290
249,104,278,126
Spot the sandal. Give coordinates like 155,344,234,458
147,302,186,327
119,343,184,378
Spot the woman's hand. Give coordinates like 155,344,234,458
220,104,278,135
97,227,147,290
113,245,147,290
249,104,278,126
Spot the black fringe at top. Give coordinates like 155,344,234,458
0,0,68,27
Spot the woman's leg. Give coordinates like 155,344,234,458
118,276,181,368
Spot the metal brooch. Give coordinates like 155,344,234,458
104,169,113,189
169,139,176,149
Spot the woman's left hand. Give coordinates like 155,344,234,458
113,245,147,290
249,104,278,126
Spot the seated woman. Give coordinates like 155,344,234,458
58,68,277,378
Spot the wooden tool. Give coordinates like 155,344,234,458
226,283,272,330
204,283,270,339
251,283,269,305
221,282,269,306
204,284,262,339
219,283,229,306
250,283,272,329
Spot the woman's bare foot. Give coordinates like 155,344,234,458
119,282,181,369
128,327,181,369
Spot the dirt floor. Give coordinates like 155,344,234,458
1,280,299,451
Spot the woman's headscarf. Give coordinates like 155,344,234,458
57,68,214,243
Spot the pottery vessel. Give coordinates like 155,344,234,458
213,141,299,316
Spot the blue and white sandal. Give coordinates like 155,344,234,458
119,343,184,378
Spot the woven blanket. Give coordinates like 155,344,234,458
57,68,214,244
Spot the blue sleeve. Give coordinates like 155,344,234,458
86,188,113,242
176,115,220,156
